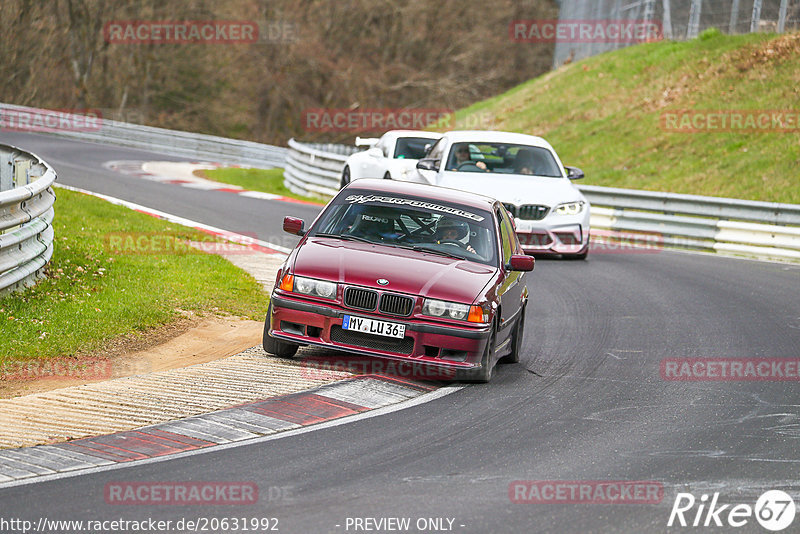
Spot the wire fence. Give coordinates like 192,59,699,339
554,0,800,66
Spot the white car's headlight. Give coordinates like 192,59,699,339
293,276,337,299
555,201,586,216
422,299,470,321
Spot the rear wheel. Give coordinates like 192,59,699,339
262,305,298,359
340,166,352,188
500,306,525,364
459,328,496,383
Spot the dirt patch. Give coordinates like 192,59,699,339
734,32,800,71
0,314,263,399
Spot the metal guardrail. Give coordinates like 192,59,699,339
0,103,287,169
283,138,358,198
0,145,57,295
284,140,800,262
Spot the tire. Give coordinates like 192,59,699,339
262,305,298,359
459,327,496,383
564,236,589,260
340,166,351,189
500,306,525,364
383,172,392,180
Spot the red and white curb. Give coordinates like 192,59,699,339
103,160,324,206
0,376,455,487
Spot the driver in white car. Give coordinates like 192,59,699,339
448,144,488,171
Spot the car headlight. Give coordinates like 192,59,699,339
555,201,585,215
422,299,487,323
287,275,337,299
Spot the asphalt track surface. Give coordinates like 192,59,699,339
1,132,799,533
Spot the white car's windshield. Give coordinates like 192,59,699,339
394,137,437,160
446,142,562,177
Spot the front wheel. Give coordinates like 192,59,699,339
563,236,590,260
500,306,525,364
340,166,352,189
262,306,298,358
459,328,495,383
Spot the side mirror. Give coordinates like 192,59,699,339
366,147,383,158
416,158,440,171
283,216,305,236
508,254,534,272
565,166,585,180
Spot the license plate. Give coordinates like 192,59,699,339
342,315,406,339
515,219,535,232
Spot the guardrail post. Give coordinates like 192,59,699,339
729,0,741,33
0,150,13,191
687,0,702,39
778,0,788,32
750,0,763,32
661,0,674,40
14,157,31,186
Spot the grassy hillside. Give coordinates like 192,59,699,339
449,30,800,204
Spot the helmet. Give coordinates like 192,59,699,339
436,218,469,240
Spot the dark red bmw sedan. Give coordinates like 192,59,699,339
263,179,533,382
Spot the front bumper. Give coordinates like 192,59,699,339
269,293,492,373
514,217,590,255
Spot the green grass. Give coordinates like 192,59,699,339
200,167,327,204
0,188,268,362
442,30,800,203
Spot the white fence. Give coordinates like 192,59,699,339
554,0,800,67
0,103,287,168
284,140,800,262
0,145,56,295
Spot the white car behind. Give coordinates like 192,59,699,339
411,131,591,259
340,130,443,187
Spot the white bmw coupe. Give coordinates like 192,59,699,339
412,131,591,259
340,130,443,187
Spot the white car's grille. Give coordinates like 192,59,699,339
504,204,550,221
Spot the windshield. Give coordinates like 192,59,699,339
446,142,563,177
311,190,498,266
393,137,436,159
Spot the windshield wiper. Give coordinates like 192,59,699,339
315,233,374,244
410,245,465,260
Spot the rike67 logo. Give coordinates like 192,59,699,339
668,490,796,531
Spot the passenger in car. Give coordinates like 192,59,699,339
514,149,537,175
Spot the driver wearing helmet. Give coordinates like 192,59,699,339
434,217,477,254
